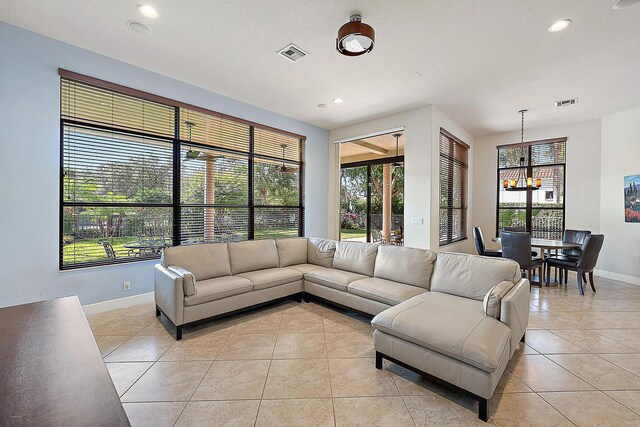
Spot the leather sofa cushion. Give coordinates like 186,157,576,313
228,240,279,274
374,245,437,289
430,252,520,301
333,241,379,276
483,281,514,318
162,243,231,281
184,276,253,306
307,238,337,268
372,293,511,373
237,268,303,290
167,265,196,296
304,268,368,292
348,278,426,306
276,237,308,267
287,263,325,274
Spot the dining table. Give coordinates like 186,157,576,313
492,237,581,286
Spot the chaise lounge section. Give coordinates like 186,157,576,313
154,237,529,420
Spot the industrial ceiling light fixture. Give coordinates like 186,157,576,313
392,133,403,167
504,110,542,192
336,14,375,56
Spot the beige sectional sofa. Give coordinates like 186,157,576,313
155,237,529,421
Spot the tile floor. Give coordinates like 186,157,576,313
88,275,640,426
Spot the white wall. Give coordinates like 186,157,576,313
0,22,330,307
473,119,602,251
328,105,474,251
598,107,640,284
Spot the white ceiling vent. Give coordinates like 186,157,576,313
277,44,308,62
555,98,578,107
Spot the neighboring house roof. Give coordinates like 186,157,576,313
500,167,559,180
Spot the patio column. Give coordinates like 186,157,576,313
382,163,392,243
204,155,215,241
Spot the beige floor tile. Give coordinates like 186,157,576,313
104,335,174,362
255,398,334,427
191,360,270,400
123,303,157,317
263,359,331,398
323,317,367,333
92,316,155,337
94,335,128,357
494,370,533,394
174,400,260,427
333,396,414,427
216,333,277,360
121,361,212,402
550,329,637,353
599,353,640,376
122,402,186,427
524,329,586,354
159,332,228,361
547,354,640,390
86,311,119,327
135,319,175,337
606,391,640,416
106,362,152,396
540,391,640,426
329,358,399,397
278,314,325,333
489,393,573,426
594,329,640,351
508,355,593,392
233,314,282,334
404,394,486,426
273,333,326,359
325,332,374,358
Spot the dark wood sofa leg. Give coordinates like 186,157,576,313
479,397,488,422
521,332,526,343
294,293,302,303
176,325,183,341
375,351,383,370
155,305,161,317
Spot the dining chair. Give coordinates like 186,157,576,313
555,229,591,284
473,226,502,257
501,231,544,289
545,234,604,295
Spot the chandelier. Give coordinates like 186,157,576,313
504,110,541,191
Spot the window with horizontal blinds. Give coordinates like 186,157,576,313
60,71,305,269
439,129,469,246
497,139,566,239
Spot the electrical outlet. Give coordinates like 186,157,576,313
123,281,131,291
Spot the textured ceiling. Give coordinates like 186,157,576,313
1,0,639,135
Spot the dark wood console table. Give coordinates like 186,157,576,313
0,296,130,426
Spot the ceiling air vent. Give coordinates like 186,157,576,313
555,98,578,107
277,44,308,62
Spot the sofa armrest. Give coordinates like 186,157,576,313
154,264,185,326
500,278,529,356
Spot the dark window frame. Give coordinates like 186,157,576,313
59,71,305,270
439,128,469,247
495,139,566,239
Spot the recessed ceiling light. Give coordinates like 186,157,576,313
128,21,151,34
317,103,329,109
138,4,159,18
333,98,344,104
613,0,640,9
547,19,572,32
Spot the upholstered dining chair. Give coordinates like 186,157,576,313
546,234,604,295
473,226,502,257
553,229,591,284
501,231,544,289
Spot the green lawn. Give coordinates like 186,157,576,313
340,228,366,239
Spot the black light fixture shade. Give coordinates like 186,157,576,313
336,14,375,56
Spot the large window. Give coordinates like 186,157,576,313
439,129,469,246
60,71,304,270
496,139,566,239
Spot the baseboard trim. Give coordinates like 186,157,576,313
594,269,640,286
83,292,155,316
